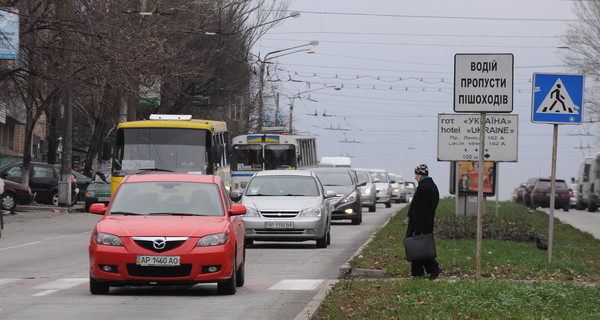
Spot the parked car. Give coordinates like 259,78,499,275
70,169,93,201
308,167,364,225
84,169,112,212
0,162,78,205
88,173,246,295
368,168,392,208
0,179,33,212
529,178,571,211
353,168,377,212
230,170,334,248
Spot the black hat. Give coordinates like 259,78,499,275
414,164,429,176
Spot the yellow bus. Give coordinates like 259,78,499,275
111,114,229,194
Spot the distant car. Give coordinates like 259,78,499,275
70,169,92,201
389,173,405,203
308,167,364,225
353,168,377,212
84,169,112,212
88,173,246,295
368,169,392,208
522,177,543,207
231,170,334,248
405,181,416,203
529,178,571,211
0,162,78,205
1,179,33,211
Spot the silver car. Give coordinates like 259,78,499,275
353,168,377,212
231,170,335,248
369,168,392,208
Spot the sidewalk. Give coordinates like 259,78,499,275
1,202,86,223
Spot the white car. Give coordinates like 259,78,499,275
368,168,392,208
353,168,377,212
231,170,335,248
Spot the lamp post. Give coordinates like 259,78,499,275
255,41,319,132
286,84,342,134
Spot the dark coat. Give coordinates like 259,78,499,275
406,176,439,237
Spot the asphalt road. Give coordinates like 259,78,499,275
0,202,403,320
540,207,600,239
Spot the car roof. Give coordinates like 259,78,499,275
253,170,315,177
307,167,352,173
368,168,388,173
122,173,221,184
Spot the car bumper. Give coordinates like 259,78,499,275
376,193,391,203
331,200,361,220
532,196,570,207
243,217,327,241
89,239,235,285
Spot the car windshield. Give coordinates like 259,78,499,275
314,172,353,186
536,181,568,189
245,176,319,196
370,171,389,183
355,170,370,184
108,181,223,216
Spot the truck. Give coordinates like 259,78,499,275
318,156,352,168
576,154,600,212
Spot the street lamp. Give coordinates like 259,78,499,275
256,41,319,132
286,84,343,134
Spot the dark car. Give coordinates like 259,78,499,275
522,177,543,207
0,179,34,211
84,169,111,212
308,167,364,225
70,169,92,201
530,178,571,211
0,162,78,205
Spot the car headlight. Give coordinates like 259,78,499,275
340,191,357,204
87,190,96,197
244,207,260,217
93,232,123,246
362,188,372,195
299,207,321,217
393,188,400,193
197,233,230,247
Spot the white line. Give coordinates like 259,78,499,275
32,290,58,297
0,279,19,286
0,241,41,252
34,278,87,290
269,279,324,291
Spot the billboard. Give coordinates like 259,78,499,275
0,9,19,59
449,161,496,196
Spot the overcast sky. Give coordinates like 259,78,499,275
251,0,590,200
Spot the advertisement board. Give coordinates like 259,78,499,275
449,161,496,196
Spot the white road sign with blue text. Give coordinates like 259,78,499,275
531,73,584,124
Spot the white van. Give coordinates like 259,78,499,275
576,154,600,212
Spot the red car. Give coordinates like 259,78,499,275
88,173,246,295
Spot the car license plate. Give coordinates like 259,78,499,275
264,221,294,229
136,255,180,267
98,197,110,202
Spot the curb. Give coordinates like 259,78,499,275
294,208,402,319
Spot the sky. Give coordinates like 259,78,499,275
251,0,593,201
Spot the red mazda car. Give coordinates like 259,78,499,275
88,173,246,295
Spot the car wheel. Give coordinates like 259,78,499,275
84,201,91,212
51,192,59,206
587,201,597,212
316,231,328,248
326,229,331,245
89,276,109,295
235,247,245,287
563,203,569,212
1,192,17,211
217,257,237,295
351,215,362,225
369,203,376,212
385,200,391,208
245,239,254,247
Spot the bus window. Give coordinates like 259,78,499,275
264,144,296,170
232,145,263,171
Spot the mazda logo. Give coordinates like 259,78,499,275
153,238,166,250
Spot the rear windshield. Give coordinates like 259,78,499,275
536,180,568,189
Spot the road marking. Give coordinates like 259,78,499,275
32,278,87,296
0,279,19,286
0,241,41,252
268,279,324,291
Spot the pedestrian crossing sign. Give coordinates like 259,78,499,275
531,73,584,124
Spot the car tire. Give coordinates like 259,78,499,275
89,276,109,295
1,192,17,211
351,215,362,225
368,203,376,212
316,231,328,248
326,229,331,245
385,200,391,208
245,239,254,247
51,191,59,206
563,203,569,212
236,247,245,287
217,257,237,295
587,201,597,212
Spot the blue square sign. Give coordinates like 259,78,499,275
531,73,584,124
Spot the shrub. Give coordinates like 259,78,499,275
436,215,538,242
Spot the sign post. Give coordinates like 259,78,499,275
531,73,584,264
452,53,514,277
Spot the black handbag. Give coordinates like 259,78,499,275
404,233,436,261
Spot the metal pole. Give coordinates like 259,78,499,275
455,162,460,216
257,62,265,132
548,124,558,264
475,113,486,277
289,97,294,134
495,163,499,217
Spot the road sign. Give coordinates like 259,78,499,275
437,113,518,162
454,53,514,113
531,73,584,124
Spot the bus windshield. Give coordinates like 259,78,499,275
232,145,263,171
264,144,296,170
113,127,208,176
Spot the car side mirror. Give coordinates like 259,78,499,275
89,203,106,215
325,190,337,198
357,181,366,187
230,190,242,202
229,204,246,215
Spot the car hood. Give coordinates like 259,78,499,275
96,216,227,237
321,185,354,196
243,196,323,211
